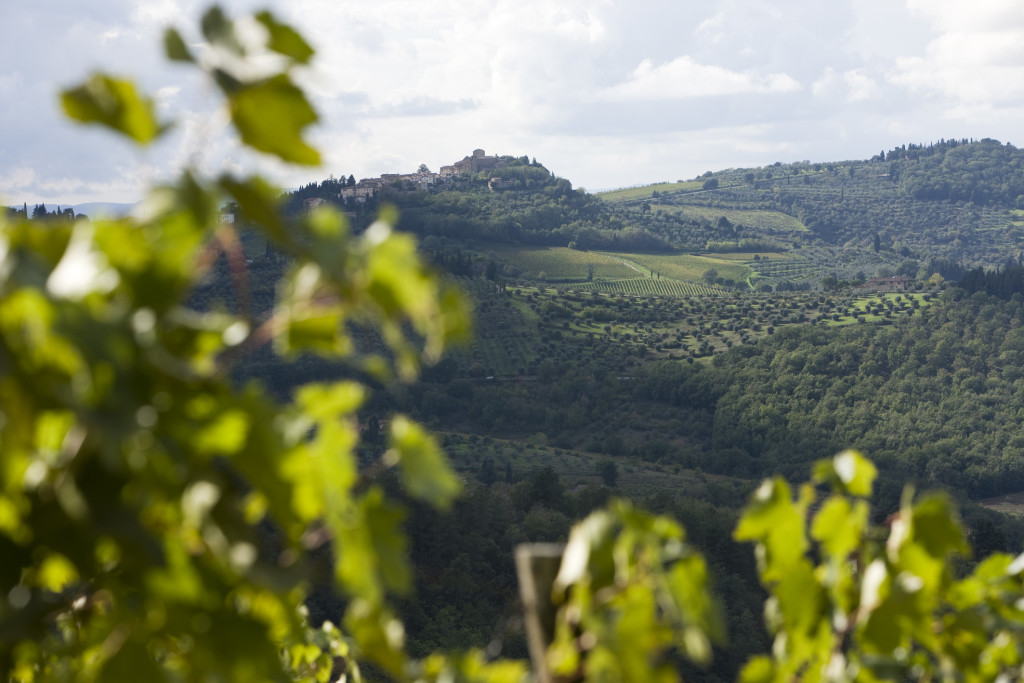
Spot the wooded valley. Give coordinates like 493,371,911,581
188,138,1024,680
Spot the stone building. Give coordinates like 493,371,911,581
440,149,508,176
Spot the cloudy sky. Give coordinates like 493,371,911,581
4,0,1024,206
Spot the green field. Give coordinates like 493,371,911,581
488,246,750,290
487,246,641,281
596,180,704,202
979,491,1024,516
652,205,808,232
603,252,751,284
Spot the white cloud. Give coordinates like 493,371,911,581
598,56,800,101
131,0,186,28
695,11,727,46
812,67,881,102
905,0,1024,32
5,0,1024,205
889,1,1024,105
844,70,881,102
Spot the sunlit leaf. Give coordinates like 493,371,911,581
192,408,250,456
281,308,347,356
811,496,868,560
832,449,877,497
734,477,809,577
295,382,364,421
37,553,79,592
739,655,775,683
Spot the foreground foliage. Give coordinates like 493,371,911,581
736,451,1024,683
0,7,502,682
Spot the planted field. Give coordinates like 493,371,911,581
603,252,751,284
746,254,819,282
575,278,721,297
705,252,793,261
823,292,932,325
453,279,941,383
489,246,639,281
653,205,808,232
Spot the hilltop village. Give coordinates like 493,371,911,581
337,149,514,202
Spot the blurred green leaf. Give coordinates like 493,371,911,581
256,11,314,64
164,27,194,62
100,638,169,683
362,488,411,595
387,416,461,509
815,449,877,497
419,651,529,683
230,75,319,165
344,599,406,678
739,655,775,683
219,175,287,242
733,478,809,577
281,307,347,356
61,74,167,144
36,553,78,592
811,496,867,560
200,6,243,55
910,494,969,560
193,408,250,456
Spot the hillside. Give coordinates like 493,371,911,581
197,139,1024,678
280,139,1024,299
596,138,1024,285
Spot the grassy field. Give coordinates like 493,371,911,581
652,205,809,232
979,491,1024,515
487,246,641,281
596,181,704,202
603,251,751,284
488,245,751,292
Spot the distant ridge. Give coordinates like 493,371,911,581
70,202,136,218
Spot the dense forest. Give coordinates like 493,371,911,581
194,243,1024,680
